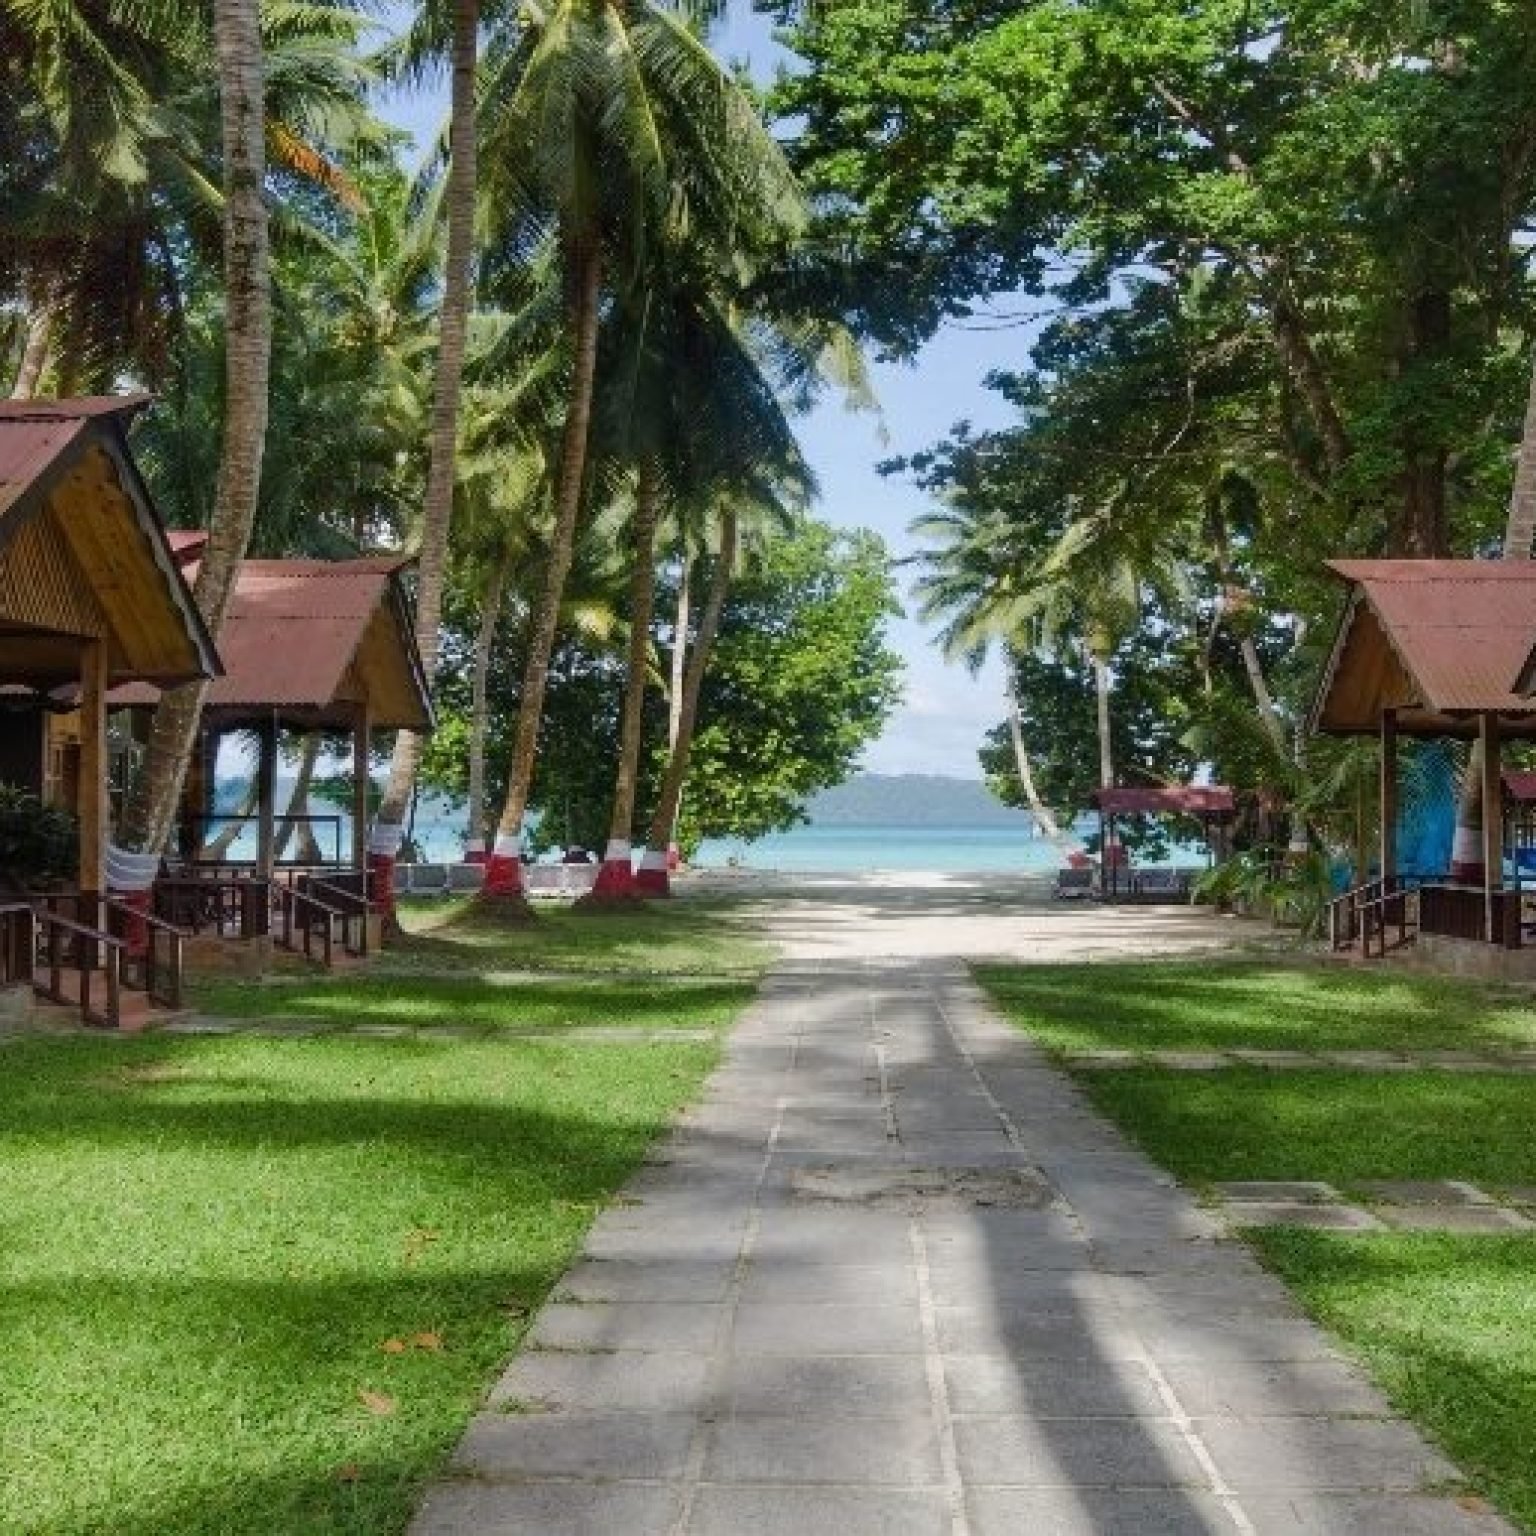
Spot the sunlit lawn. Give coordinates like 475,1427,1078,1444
985,957,1536,1534
192,895,768,1030
976,957,1536,1053
0,1029,718,1536
387,894,773,978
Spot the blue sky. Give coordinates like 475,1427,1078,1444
376,3,1041,779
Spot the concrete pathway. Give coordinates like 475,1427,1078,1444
412,893,1510,1536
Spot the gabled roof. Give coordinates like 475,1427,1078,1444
1092,786,1236,816
115,555,432,730
1312,559,1536,738
0,397,219,687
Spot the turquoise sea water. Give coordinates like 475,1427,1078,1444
690,823,1070,874
215,787,1196,875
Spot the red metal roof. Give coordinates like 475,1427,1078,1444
112,555,428,727
1092,786,1236,816
1,395,153,523
1325,560,1536,717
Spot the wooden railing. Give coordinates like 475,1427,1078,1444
33,906,125,1029
273,883,336,967
154,876,270,941
1419,884,1523,950
1327,877,1396,950
1358,888,1417,958
301,874,369,957
0,902,34,988
104,899,186,1010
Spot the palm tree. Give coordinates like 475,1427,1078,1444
369,0,481,913
117,0,273,873
473,0,802,908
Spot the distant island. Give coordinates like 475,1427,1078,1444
802,774,1040,828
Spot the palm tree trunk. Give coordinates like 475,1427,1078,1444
1004,679,1061,839
116,0,271,897
1092,650,1114,790
9,309,49,399
668,554,690,753
637,507,736,896
1452,344,1536,883
483,241,603,906
274,733,322,861
465,547,512,860
586,459,662,902
371,0,479,923
200,773,260,861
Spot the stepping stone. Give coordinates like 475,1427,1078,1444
1229,1049,1321,1069
1375,1204,1534,1234
1149,1051,1232,1070
1488,1052,1536,1071
1353,1180,1494,1207
1221,1201,1384,1232
1062,1050,1139,1069
1495,1185,1536,1207
1216,1181,1342,1204
1322,1051,1416,1070
1420,1051,1502,1071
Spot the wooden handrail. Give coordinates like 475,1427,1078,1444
103,899,187,1011
32,908,125,1029
305,877,369,957
273,883,336,967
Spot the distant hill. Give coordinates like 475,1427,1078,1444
802,774,1037,828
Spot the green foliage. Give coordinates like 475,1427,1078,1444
679,520,905,845
0,785,77,887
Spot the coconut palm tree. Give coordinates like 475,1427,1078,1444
472,0,803,908
369,0,482,911
117,0,274,871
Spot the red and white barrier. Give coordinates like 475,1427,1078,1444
484,830,525,898
634,845,670,897
105,843,159,957
367,821,404,915
1449,821,1485,884
590,838,635,900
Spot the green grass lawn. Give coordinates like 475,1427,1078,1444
984,957,1536,1533
0,1029,718,1536
192,896,768,1029
386,895,773,978
193,971,753,1031
1076,1069,1536,1188
976,957,1536,1053
1257,1231,1536,1533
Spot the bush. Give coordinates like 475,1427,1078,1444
0,785,78,888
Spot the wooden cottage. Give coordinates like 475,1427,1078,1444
1313,558,1536,969
0,396,219,1022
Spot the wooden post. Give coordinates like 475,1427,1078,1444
255,714,278,881
1481,711,1503,944
352,703,371,874
77,639,108,924
1379,708,1398,886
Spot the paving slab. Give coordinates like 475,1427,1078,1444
1215,1180,1342,1204
1352,1179,1494,1206
1220,1201,1386,1232
1375,1203,1534,1233
409,889,1514,1536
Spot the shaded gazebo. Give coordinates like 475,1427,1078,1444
0,396,220,1023
1312,559,1536,961
1090,786,1236,901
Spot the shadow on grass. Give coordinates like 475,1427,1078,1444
1253,1229,1536,1532
976,958,1536,1053
190,975,753,1030
0,1032,717,1536
1075,1068,1536,1187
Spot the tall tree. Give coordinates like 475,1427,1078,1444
475,0,802,909
117,0,272,885
369,0,481,920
